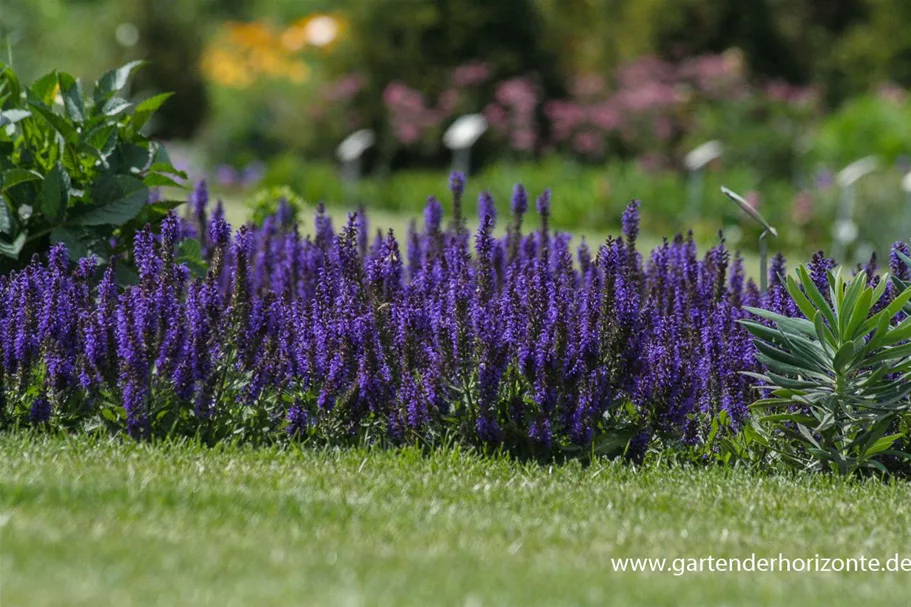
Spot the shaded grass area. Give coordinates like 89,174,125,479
2,434,910,606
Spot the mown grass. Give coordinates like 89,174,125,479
2,433,910,606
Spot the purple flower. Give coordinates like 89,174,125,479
30,394,52,424
622,200,640,243
424,196,443,233
511,184,528,216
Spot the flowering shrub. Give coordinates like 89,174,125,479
1,175,789,461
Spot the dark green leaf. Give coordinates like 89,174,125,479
50,226,89,261
132,92,173,131
41,163,70,221
101,97,132,117
29,70,59,105
0,231,26,259
114,143,153,176
58,72,84,122
0,194,13,235
78,175,148,226
1,168,43,190
28,103,79,143
0,109,31,125
94,60,145,105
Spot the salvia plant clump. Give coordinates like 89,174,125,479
1,174,908,465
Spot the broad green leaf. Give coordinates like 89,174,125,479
1,168,42,190
29,70,59,105
28,102,79,143
0,194,12,234
77,175,148,226
101,97,131,117
58,72,84,122
83,124,118,155
132,92,173,131
143,173,185,188
0,65,23,102
0,109,31,125
177,238,207,277
115,143,153,175
41,163,70,221
0,231,26,259
94,60,145,104
50,226,89,261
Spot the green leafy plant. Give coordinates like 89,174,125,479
247,185,305,225
0,60,185,270
742,267,911,476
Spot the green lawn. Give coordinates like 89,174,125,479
2,434,910,606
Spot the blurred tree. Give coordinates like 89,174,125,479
828,0,911,97
119,0,211,139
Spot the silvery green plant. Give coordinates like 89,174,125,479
742,266,911,476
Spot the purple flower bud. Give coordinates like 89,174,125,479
622,200,640,242
511,184,528,216
30,394,52,424
536,189,551,218
449,171,465,201
424,196,443,233
477,191,497,226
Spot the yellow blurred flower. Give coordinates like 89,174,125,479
226,21,275,50
202,47,254,88
284,61,311,84
249,47,285,76
201,15,340,87
280,24,308,53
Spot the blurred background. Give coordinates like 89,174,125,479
2,0,911,262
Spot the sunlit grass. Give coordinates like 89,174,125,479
2,433,910,606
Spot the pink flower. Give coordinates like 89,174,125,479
791,191,813,225
511,128,537,151
588,102,621,131
572,130,603,156
324,74,365,101
570,74,606,98
495,78,539,113
652,116,673,140
483,103,509,133
744,191,761,210
451,62,491,88
436,89,460,116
